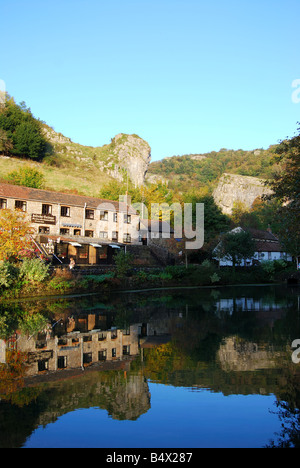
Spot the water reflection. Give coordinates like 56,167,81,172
0,284,300,447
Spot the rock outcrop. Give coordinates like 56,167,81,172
213,173,273,215
42,126,151,187
110,133,151,187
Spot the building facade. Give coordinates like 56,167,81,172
214,227,293,267
0,183,141,265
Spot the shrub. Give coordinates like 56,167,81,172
210,272,220,283
19,258,50,283
114,251,134,278
0,261,19,288
88,272,115,283
6,166,45,189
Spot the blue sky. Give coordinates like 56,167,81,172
1,0,300,161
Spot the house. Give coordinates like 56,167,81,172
214,227,293,267
0,183,142,265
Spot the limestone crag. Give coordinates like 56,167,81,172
42,125,151,187
111,133,151,187
213,173,273,215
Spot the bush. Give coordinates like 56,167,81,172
7,166,45,189
19,258,50,283
89,273,115,283
114,251,134,278
210,272,220,283
0,261,19,288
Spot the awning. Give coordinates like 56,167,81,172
69,242,82,247
90,243,102,248
109,244,121,249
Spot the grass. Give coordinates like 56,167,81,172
0,155,115,196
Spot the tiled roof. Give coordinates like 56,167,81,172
0,183,136,214
246,227,279,242
254,240,284,252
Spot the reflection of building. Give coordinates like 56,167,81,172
0,183,141,265
11,323,140,377
216,297,287,315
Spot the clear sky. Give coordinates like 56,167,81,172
1,0,300,161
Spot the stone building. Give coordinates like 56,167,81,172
0,183,142,265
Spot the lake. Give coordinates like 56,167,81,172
0,284,300,448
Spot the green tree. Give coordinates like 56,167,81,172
0,95,47,160
215,229,256,273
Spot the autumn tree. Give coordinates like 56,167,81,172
266,125,300,267
0,209,34,261
6,166,45,189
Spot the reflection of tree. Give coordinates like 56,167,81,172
0,350,28,399
266,355,300,448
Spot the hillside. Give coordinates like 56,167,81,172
0,96,151,196
0,127,151,197
42,125,151,189
0,95,279,207
147,147,278,194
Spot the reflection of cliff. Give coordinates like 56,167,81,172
0,368,151,448
217,336,280,372
35,370,151,425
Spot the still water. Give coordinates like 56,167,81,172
0,284,300,448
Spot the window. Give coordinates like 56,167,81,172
85,209,94,220
39,226,50,234
123,233,131,243
124,214,131,224
74,229,81,236
100,210,108,221
60,228,70,235
113,212,118,222
98,350,107,361
112,231,118,241
42,204,52,215
123,345,130,356
38,360,49,372
98,332,106,341
85,230,94,237
57,356,67,369
0,199,7,209
112,348,116,358
83,353,93,365
61,206,70,217
99,231,108,239
15,200,26,212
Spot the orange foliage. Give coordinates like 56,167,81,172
0,208,35,261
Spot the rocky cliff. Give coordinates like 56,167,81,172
213,173,273,215
43,126,151,188
109,133,151,187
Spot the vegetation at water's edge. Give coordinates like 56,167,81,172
0,255,296,301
